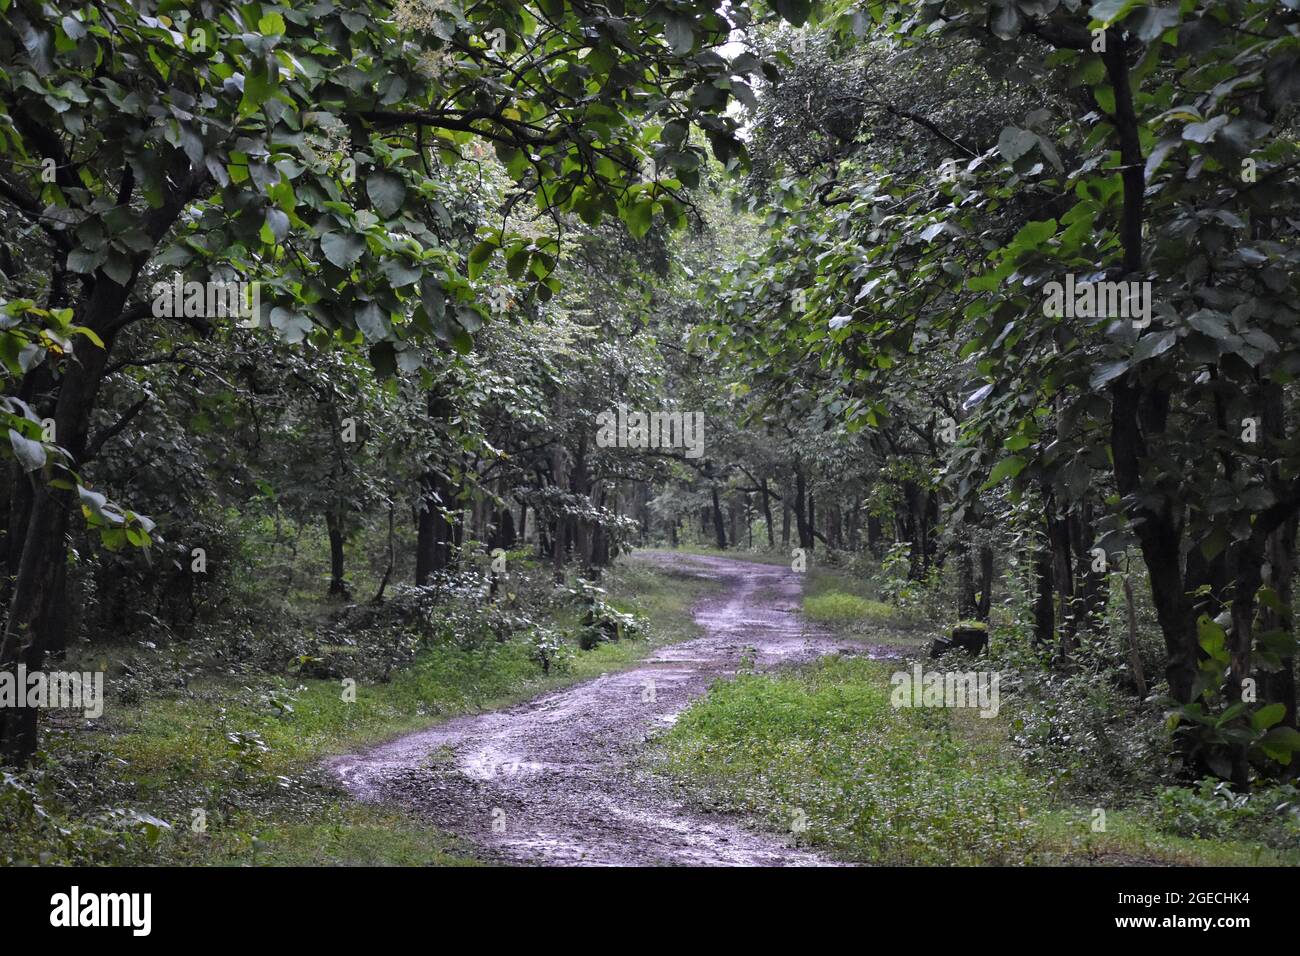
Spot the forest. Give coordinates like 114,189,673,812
0,0,1298,873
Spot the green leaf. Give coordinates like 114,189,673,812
1011,219,1057,248
8,428,46,472
66,247,104,274
1186,309,1232,340
983,455,1026,489
264,207,289,242
1251,703,1286,731
320,232,365,269
1183,115,1229,144
665,17,694,55
1089,0,1141,27
354,302,390,342
468,240,497,280
1089,359,1130,389
1257,726,1300,763
774,0,813,26
1132,329,1176,362
366,172,406,218
380,257,421,288
625,199,655,239
258,12,286,36
1197,614,1228,659
990,3,1023,40
997,126,1037,163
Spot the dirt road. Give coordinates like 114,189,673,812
328,552,864,865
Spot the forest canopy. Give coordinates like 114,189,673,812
1,0,1299,868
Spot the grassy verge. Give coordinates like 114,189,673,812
655,655,1299,865
663,544,795,566
657,656,1041,864
5,559,716,866
800,563,934,651
653,558,1299,866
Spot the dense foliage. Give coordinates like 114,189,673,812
2,0,1299,864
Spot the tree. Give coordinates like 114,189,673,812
0,0,769,763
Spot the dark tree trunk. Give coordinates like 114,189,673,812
793,465,812,549
2,302,121,764
1033,535,1055,647
1043,496,1076,660
846,501,861,551
415,468,457,586
976,545,994,622
710,482,727,550
957,539,977,619
1111,380,1199,708
781,492,791,548
326,508,349,599
1071,501,1107,631
807,492,816,550
493,505,517,550
760,478,774,549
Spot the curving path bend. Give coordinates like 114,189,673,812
328,551,867,866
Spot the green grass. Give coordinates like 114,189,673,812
654,654,1300,866
10,560,717,866
660,544,795,566
803,592,894,625
1031,809,1297,866
168,804,480,867
657,656,1041,864
798,564,933,651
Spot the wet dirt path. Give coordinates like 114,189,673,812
328,552,865,865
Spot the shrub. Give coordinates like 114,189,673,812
1154,778,1300,849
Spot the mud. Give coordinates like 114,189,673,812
328,551,869,866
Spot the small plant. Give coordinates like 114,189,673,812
225,730,270,772
570,578,643,650
1164,612,1300,780
1155,778,1300,849
527,626,573,675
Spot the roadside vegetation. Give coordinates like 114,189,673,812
2,0,1298,870
655,552,1300,866
0,558,713,865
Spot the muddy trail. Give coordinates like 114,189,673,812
328,551,869,866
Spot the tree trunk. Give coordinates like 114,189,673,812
2,313,119,764
1122,572,1148,699
760,478,774,549
781,491,791,548
1033,535,1055,647
793,465,812,548
976,545,994,622
807,492,816,551
325,508,349,599
710,481,727,550
552,441,567,583
957,539,977,619
1043,497,1076,660
415,468,456,585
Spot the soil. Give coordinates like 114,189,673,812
327,551,870,866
